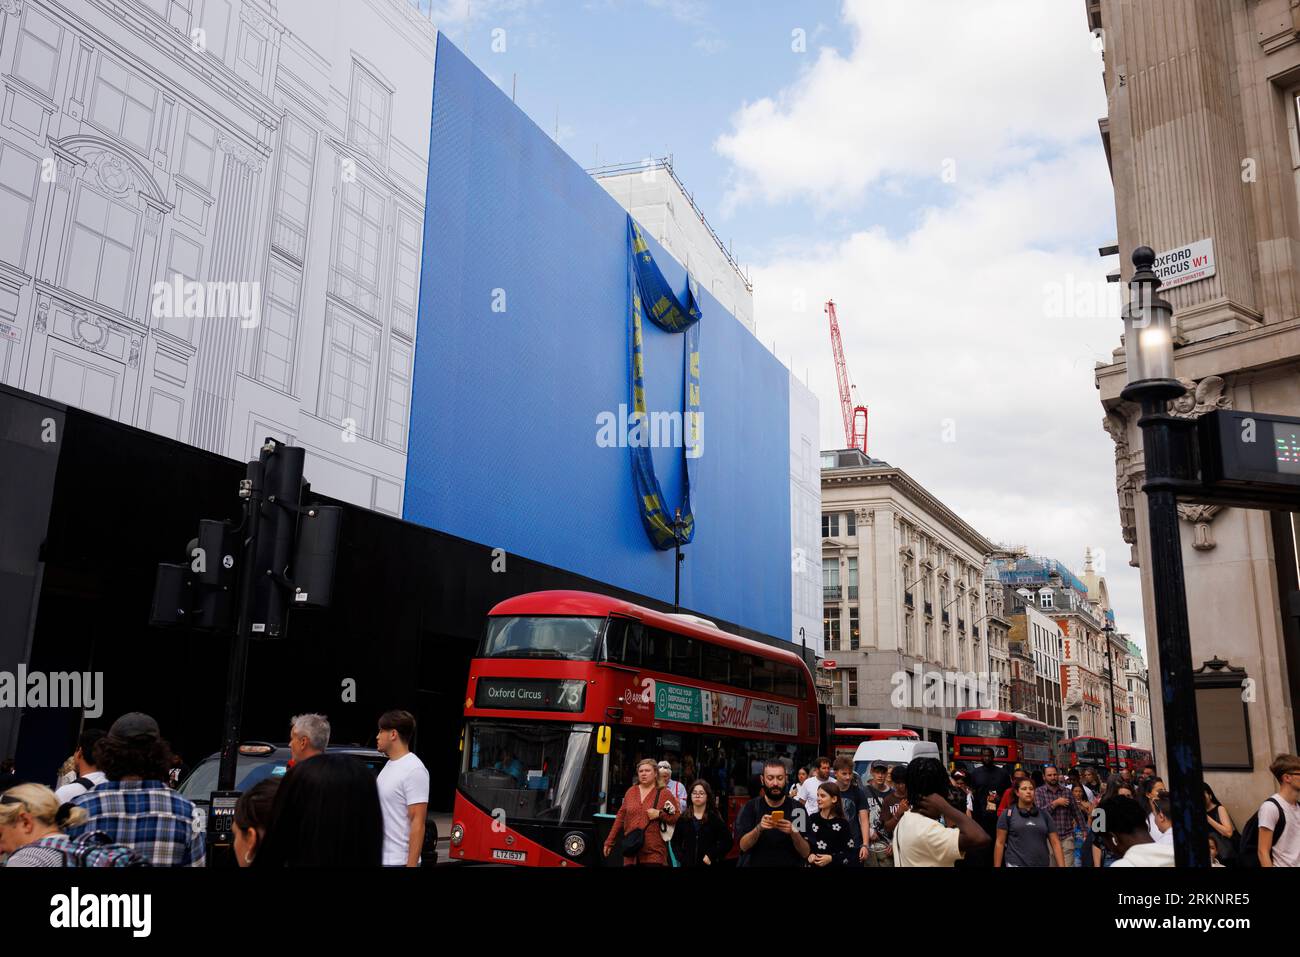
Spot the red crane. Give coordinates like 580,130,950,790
825,300,868,454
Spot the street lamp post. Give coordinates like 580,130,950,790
1103,623,1120,757
1120,245,1210,867
671,508,686,613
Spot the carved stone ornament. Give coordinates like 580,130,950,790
1178,503,1222,551
128,337,141,369
1103,409,1140,566
35,296,49,333
1169,375,1232,420
216,131,265,174
0,0,22,16
87,150,135,199
71,311,110,353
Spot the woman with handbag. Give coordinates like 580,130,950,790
602,758,679,866
671,779,733,867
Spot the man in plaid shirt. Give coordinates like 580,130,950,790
1034,764,1086,867
66,712,205,867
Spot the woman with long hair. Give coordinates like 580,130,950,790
806,780,855,867
0,784,88,866
670,779,732,867
1204,782,1236,864
254,754,383,867
233,778,280,867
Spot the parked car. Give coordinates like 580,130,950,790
178,742,439,865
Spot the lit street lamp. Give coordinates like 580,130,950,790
1120,245,1210,867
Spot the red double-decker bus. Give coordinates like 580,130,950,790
449,591,820,867
952,710,1056,772
830,727,919,762
1110,744,1154,774
1058,736,1111,772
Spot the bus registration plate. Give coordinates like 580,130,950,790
491,849,527,863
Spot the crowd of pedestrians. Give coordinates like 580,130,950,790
600,744,1300,868
8,718,1300,868
0,708,428,868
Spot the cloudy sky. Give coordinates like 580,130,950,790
439,0,1142,652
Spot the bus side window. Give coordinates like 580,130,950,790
643,628,671,673
605,619,644,665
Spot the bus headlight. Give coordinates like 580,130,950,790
563,832,586,857
450,823,465,846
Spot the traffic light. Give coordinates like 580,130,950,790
149,438,340,639
248,443,305,638
148,522,237,630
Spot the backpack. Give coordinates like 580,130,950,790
35,832,152,868
1238,798,1285,868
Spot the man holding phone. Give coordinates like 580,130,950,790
735,757,810,866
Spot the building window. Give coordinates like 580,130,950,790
90,57,158,156
822,513,839,538
14,5,62,98
822,557,840,601
332,178,384,316
179,113,217,191
383,338,413,450
1039,590,1053,609
833,668,858,708
392,208,420,338
347,63,391,164
824,608,841,652
157,231,202,343
1130,720,1137,741
320,307,377,432
0,145,40,268
271,114,317,264
255,257,301,392
142,0,193,32
847,556,858,600
845,511,856,536
849,606,859,650
64,186,137,314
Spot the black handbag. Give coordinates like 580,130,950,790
621,788,663,857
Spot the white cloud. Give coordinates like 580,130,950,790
716,0,1107,210
750,147,1147,649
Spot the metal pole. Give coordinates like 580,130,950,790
672,509,682,614
1136,397,1209,867
1105,636,1119,757
217,460,263,792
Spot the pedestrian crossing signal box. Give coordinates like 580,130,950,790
1195,410,1300,509
207,790,239,848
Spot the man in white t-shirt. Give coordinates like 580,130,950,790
892,758,990,867
1258,754,1300,867
797,756,832,817
53,729,108,804
375,709,429,867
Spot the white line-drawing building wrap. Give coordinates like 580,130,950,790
0,0,436,514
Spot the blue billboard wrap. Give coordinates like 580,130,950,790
406,35,792,639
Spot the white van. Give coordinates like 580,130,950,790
851,740,941,782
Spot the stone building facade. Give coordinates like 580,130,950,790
1090,0,1300,822
821,448,998,757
